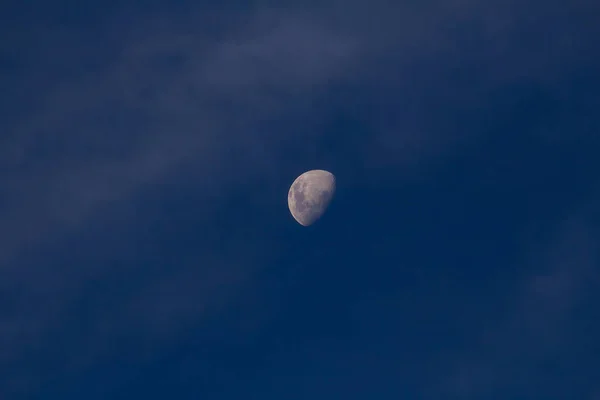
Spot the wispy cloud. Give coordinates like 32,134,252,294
0,10,358,265
436,200,599,398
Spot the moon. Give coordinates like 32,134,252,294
288,169,336,226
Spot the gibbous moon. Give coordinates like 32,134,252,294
288,169,336,226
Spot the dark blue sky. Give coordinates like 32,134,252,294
1,1,599,399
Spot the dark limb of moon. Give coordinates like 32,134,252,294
288,170,336,226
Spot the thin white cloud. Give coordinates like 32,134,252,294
0,11,358,265
436,201,599,397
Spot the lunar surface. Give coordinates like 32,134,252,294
288,169,336,226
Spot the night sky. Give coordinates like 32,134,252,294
2,1,599,399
